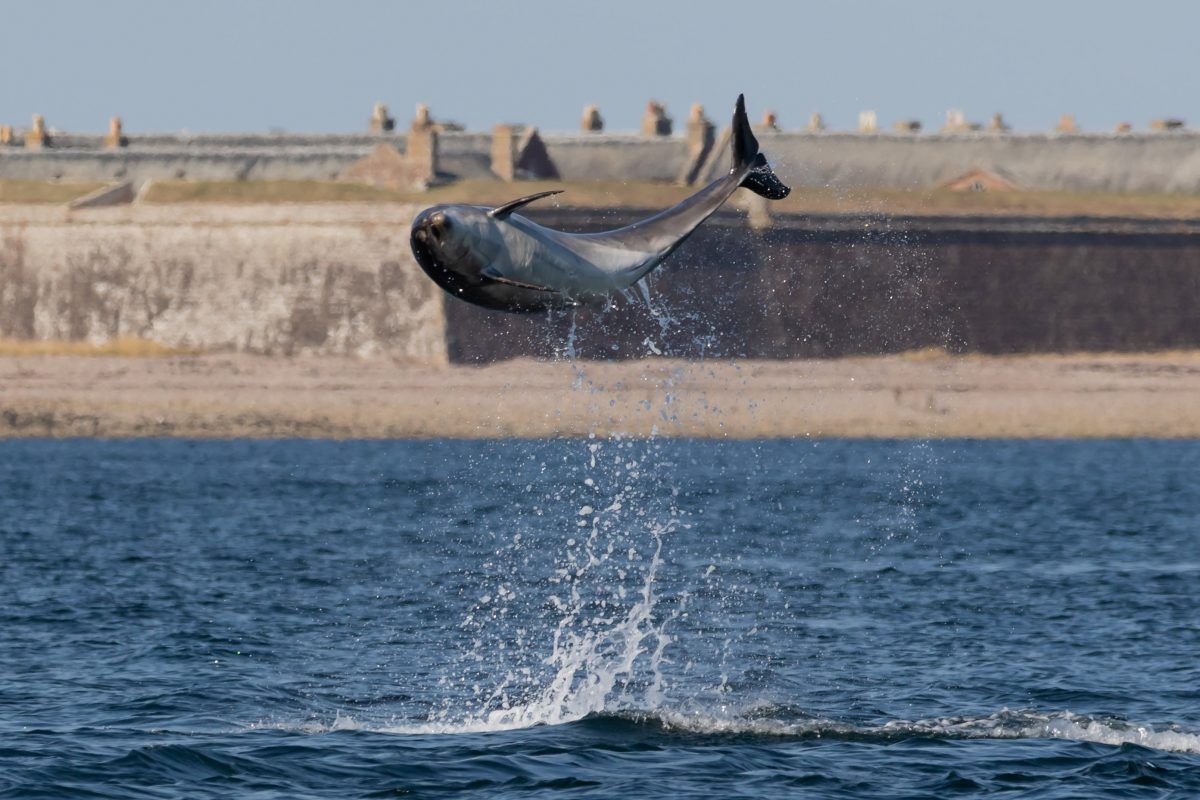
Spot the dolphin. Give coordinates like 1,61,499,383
410,94,790,313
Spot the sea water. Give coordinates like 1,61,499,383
2,438,1198,798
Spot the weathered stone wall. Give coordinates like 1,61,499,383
0,147,370,184
0,132,496,185
3,204,1200,365
8,128,1200,191
445,209,1200,361
542,135,690,182
0,205,447,362
698,130,1200,193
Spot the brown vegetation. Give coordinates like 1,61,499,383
0,337,198,357
135,179,1200,219
0,180,106,204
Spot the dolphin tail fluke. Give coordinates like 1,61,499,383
730,93,791,200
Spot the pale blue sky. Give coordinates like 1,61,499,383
3,0,1197,135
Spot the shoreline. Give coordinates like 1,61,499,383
2,351,1199,439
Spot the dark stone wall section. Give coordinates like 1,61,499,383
443,211,1200,362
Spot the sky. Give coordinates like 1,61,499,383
3,0,1199,136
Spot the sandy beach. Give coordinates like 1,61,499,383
1,351,1198,439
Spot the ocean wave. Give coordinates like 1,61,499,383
274,707,1200,755
665,707,1200,754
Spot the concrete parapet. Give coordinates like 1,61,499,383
2,147,373,184
412,103,434,132
1055,114,1078,133
678,105,715,185
103,117,128,149
641,101,672,137
1150,118,1185,131
408,103,465,138
490,125,517,181
24,115,49,149
15,117,1200,194
490,125,558,182
942,110,980,133
581,105,604,132
406,126,439,187
369,102,395,133
692,128,1200,192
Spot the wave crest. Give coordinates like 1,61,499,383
285,707,1200,755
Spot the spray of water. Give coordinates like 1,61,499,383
479,520,676,729
415,288,710,732
413,429,693,733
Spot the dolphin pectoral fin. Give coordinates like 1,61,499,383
481,266,558,292
488,190,564,220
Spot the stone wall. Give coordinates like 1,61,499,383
0,147,368,184
0,132,495,185
3,204,1200,365
8,128,1200,192
445,209,1200,361
542,135,690,182
698,130,1200,193
0,205,447,362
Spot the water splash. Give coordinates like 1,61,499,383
635,276,679,355
422,286,739,732
478,521,676,729
426,435,689,733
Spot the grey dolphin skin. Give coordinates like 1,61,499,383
410,94,791,312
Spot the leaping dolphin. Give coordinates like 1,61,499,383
410,94,790,313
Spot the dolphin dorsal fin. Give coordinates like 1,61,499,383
488,189,563,220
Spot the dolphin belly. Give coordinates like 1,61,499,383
411,228,566,311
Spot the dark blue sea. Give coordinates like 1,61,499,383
2,438,1198,798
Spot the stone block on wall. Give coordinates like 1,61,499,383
581,105,604,132
678,105,715,185
491,125,559,181
24,115,49,149
641,101,672,137
102,117,128,149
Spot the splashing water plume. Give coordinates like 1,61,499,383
415,430,696,734
420,289,717,732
